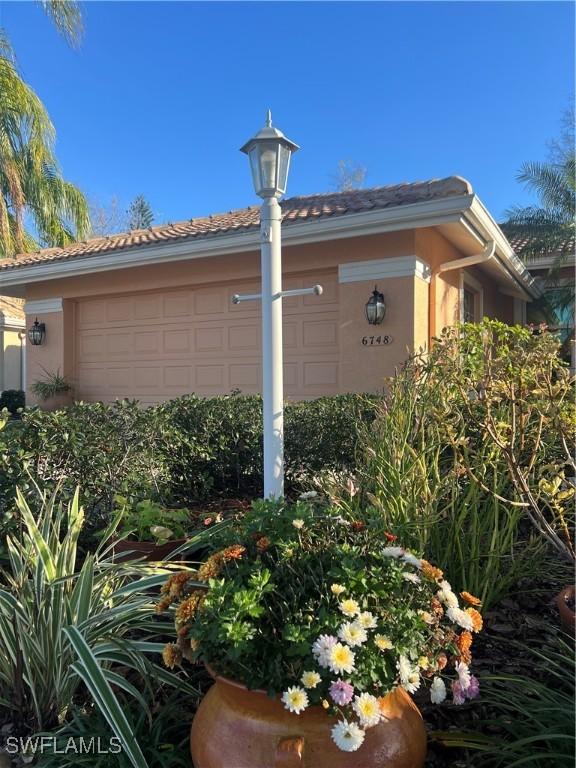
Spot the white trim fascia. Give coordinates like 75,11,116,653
25,298,63,315
0,312,25,329
465,197,540,300
0,195,475,290
339,255,431,284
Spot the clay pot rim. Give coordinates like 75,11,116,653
205,663,270,696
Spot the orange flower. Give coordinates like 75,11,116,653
255,535,271,553
350,521,366,532
222,544,246,562
435,652,448,671
162,643,183,669
384,532,397,542
460,591,482,607
430,597,444,618
176,592,205,626
155,597,171,613
420,559,444,582
161,571,193,598
197,552,225,581
466,607,483,633
456,631,473,663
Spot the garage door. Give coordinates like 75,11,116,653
76,271,340,405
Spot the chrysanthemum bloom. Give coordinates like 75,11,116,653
164,571,193,598
420,559,444,581
418,656,429,670
301,671,322,689
328,643,356,675
353,693,381,728
222,544,246,561
466,607,483,632
282,687,309,714
162,643,183,669
456,631,473,663
437,584,459,609
312,634,338,666
435,652,448,671
155,597,171,613
398,655,421,694
299,491,318,500
338,621,368,647
331,720,365,752
382,546,404,558
447,606,474,631
401,551,422,569
460,591,482,606
255,535,271,553
175,592,205,626
467,675,480,699
329,679,355,705
339,598,360,617
419,610,435,625
456,661,471,690
451,679,466,705
357,611,378,629
430,597,444,618
430,676,447,704
350,521,366,532
292,519,305,530
197,552,224,581
374,634,393,651
331,583,346,596
402,572,421,584
384,531,397,542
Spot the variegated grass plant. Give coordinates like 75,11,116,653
0,487,203,768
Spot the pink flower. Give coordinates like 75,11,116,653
451,680,466,705
329,679,355,706
467,675,480,699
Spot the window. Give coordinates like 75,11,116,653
460,272,483,324
463,288,476,323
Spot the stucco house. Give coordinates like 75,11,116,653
0,178,539,406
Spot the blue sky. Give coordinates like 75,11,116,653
2,1,574,225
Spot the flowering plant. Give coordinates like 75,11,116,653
158,498,483,752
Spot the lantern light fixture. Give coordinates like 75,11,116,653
240,110,299,199
27,318,46,346
365,286,386,325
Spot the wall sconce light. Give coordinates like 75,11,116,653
365,286,386,325
27,318,46,346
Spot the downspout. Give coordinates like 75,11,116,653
428,239,496,341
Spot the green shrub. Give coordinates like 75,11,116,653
0,388,25,415
327,321,574,608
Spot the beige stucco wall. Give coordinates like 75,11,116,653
22,226,519,403
0,328,24,391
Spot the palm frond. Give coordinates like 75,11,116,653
39,1,83,47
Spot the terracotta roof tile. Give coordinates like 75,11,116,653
0,177,472,273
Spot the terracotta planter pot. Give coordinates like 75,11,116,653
112,538,188,562
556,585,575,634
37,392,73,411
190,670,427,768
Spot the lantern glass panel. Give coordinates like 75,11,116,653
277,144,291,194
248,147,263,196
259,144,278,192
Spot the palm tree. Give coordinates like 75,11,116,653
0,2,89,258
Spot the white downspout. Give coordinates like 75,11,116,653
429,240,496,339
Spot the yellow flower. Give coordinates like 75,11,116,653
461,591,482,607
281,686,309,714
353,692,381,728
162,643,183,669
418,656,429,670
339,598,360,618
327,643,356,674
301,671,322,689
322,699,330,709
292,519,305,530
374,634,393,651
331,583,346,596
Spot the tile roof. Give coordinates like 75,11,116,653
0,177,472,273
0,296,24,318
503,231,575,258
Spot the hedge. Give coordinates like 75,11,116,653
0,394,379,528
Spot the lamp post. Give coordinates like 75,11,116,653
237,113,320,498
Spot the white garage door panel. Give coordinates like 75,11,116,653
76,274,340,404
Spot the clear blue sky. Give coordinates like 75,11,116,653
2,1,574,225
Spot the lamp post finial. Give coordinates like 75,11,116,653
265,109,272,127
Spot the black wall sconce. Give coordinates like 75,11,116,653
27,318,46,346
365,286,386,325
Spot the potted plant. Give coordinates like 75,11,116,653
158,499,483,767
31,369,73,410
112,496,191,561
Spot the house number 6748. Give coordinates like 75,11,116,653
362,335,393,346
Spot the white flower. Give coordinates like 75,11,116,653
398,655,421,694
339,598,360,617
292,519,305,530
374,634,393,651
357,611,378,629
299,491,318,500
331,720,365,752
312,634,337,666
281,686,309,714
430,677,447,704
338,621,368,647
353,693,381,728
301,671,321,689
402,572,421,584
330,583,346,596
437,585,459,609
402,552,423,569
456,661,471,690
382,546,404,558
327,643,356,674
447,606,474,631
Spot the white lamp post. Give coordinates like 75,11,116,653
236,112,321,498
